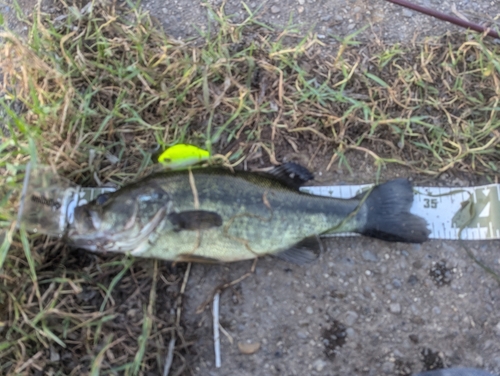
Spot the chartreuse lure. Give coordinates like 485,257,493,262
157,144,210,169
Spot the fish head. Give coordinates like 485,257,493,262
67,185,171,253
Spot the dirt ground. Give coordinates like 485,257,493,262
141,0,500,44
185,238,500,375
2,0,500,375
3,0,500,44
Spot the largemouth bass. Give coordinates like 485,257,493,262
67,163,429,263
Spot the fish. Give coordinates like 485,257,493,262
66,163,430,264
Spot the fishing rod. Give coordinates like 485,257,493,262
385,0,500,39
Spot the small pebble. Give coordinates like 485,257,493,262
407,275,419,286
346,327,356,338
345,311,358,326
410,316,425,325
411,243,422,251
50,346,60,362
306,306,313,314
313,359,327,372
297,330,308,339
238,342,260,354
392,279,402,289
390,303,401,314
409,334,419,343
402,9,413,17
495,322,500,336
382,361,394,373
410,304,420,315
362,250,379,262
270,5,280,13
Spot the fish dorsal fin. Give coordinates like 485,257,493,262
275,235,322,264
266,162,314,190
167,210,223,231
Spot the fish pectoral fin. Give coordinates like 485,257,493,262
275,236,322,264
265,162,314,190
167,210,223,231
175,254,223,264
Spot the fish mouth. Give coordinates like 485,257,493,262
66,207,167,254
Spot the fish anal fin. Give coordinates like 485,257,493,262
275,236,322,264
266,162,314,189
167,210,223,231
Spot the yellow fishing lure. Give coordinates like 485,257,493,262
157,144,210,169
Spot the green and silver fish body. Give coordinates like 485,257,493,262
67,163,430,263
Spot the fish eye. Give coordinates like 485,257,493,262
96,194,110,206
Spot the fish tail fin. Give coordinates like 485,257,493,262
358,179,429,243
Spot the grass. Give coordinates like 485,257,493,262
0,0,499,374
